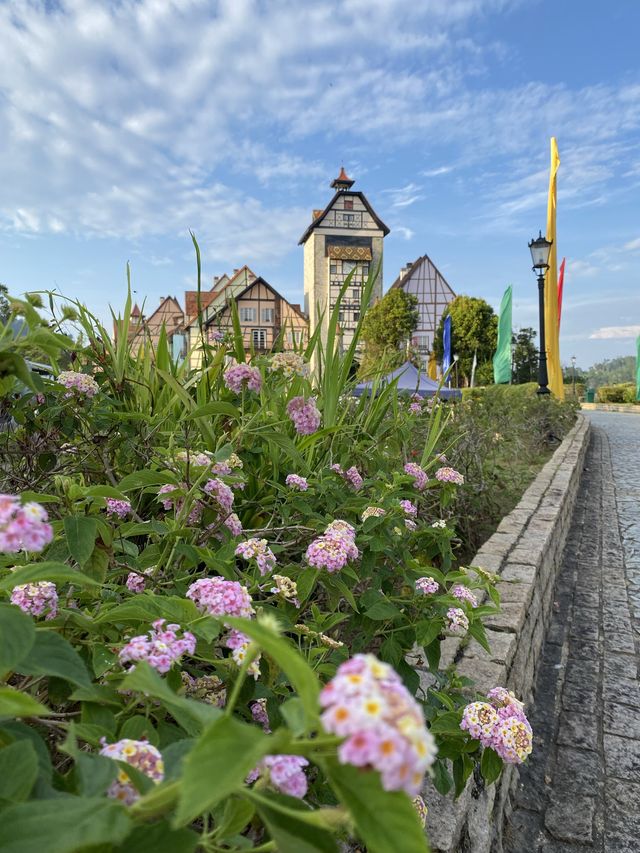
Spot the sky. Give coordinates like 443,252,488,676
1,0,639,369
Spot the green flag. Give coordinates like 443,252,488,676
636,334,640,402
493,285,512,384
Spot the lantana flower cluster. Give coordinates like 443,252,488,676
331,463,364,491
321,654,437,795
186,577,259,677
157,483,202,525
204,478,235,515
10,580,58,619
404,462,428,491
285,473,308,491
118,619,196,674
0,495,54,553
435,466,464,485
223,362,262,394
305,519,359,573
99,738,164,805
269,352,308,378
286,396,321,435
249,754,309,798
106,498,132,519
446,607,469,633
270,574,300,606
460,687,533,764
416,576,439,595
125,566,154,593
235,537,276,576
452,584,478,608
362,506,386,521
56,371,99,398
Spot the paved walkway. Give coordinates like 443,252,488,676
504,413,640,853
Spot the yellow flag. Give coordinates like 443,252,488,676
428,351,437,380
544,138,564,399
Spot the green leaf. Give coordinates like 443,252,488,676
0,721,53,779
432,758,453,795
85,485,128,499
82,545,110,582
174,716,270,826
254,796,339,853
364,598,401,621
74,751,118,797
63,516,97,566
480,747,503,785
119,715,159,745
0,740,38,802
0,562,99,591
468,620,491,654
115,821,198,853
0,798,131,853
322,758,429,853
0,686,50,718
429,711,464,735
119,470,177,491
0,603,36,677
416,619,442,648
280,697,307,737
16,629,91,687
215,796,256,840
122,662,220,736
226,617,319,729
188,401,242,420
96,594,202,627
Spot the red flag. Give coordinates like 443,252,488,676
557,257,566,330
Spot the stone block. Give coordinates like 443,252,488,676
604,733,640,781
545,796,595,843
557,711,598,751
484,601,527,634
423,776,471,852
455,656,506,693
500,563,537,584
465,629,516,667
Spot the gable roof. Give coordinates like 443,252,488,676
389,254,456,295
199,276,308,328
298,191,390,245
185,267,256,322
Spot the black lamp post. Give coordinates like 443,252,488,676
528,231,553,396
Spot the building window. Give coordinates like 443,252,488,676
343,260,356,274
343,213,355,224
362,263,370,276
353,312,360,322
338,312,344,323
330,263,338,274
252,328,267,348
352,288,360,302
262,308,274,322
344,198,354,210
239,307,256,322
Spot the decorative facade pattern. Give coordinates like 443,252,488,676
390,255,456,366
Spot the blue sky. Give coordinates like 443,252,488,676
1,0,639,368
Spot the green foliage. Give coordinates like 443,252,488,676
596,382,638,404
360,288,419,378
0,254,559,850
511,327,538,384
0,285,10,325
434,295,497,385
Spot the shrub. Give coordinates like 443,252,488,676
0,266,541,852
597,382,638,404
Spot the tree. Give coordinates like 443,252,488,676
434,295,497,385
0,284,10,325
512,327,538,384
586,356,635,388
359,288,419,377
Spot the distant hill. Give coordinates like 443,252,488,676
586,356,635,388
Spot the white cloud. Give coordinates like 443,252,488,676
589,325,640,340
421,166,454,177
392,226,415,241
623,237,640,251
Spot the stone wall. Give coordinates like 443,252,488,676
422,414,591,853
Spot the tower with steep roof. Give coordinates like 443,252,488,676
299,169,388,361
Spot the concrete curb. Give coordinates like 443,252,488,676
580,403,640,414
422,414,592,853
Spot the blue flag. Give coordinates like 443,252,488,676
442,315,452,378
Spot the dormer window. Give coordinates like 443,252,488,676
344,199,354,210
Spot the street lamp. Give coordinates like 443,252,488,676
453,352,459,387
528,231,553,395
571,355,577,398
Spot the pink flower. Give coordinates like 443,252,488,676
446,607,469,633
306,521,359,573
404,463,428,491
460,702,500,747
0,496,53,553
286,473,309,491
204,478,235,515
223,362,262,393
186,577,254,619
435,466,464,485
126,567,153,593
416,577,439,595
321,654,436,796
251,698,271,732
262,755,309,798
106,498,132,519
409,402,422,415
286,397,321,435
100,739,164,805
344,466,363,490
460,687,532,764
224,513,243,536
400,500,417,516
10,581,58,619
118,619,196,674
56,371,99,397
452,584,478,608
492,716,533,764
235,537,277,576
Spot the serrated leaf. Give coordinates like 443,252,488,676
0,686,50,718
0,740,38,802
0,562,99,591
480,746,503,785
